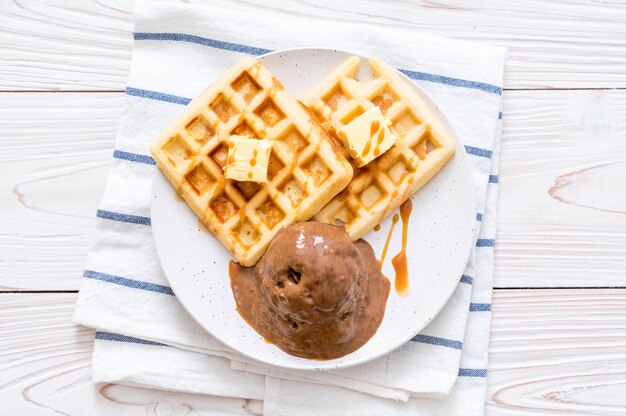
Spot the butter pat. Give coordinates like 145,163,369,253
336,106,396,167
225,135,273,183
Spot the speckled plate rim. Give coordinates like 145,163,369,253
151,47,476,371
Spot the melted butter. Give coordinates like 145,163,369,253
391,199,413,296
378,213,400,268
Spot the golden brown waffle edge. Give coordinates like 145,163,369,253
303,56,456,240
150,57,353,266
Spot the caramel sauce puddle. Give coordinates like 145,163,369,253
230,260,273,344
228,260,235,278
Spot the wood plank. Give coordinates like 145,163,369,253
3,291,625,415
0,93,122,290
2,90,625,290
487,289,626,415
0,293,263,415
0,0,132,91
1,0,625,91
496,89,626,287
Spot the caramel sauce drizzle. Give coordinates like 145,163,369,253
361,139,372,158
226,142,234,168
392,199,412,296
250,149,258,167
373,128,385,157
373,224,381,232
361,120,381,158
370,120,380,137
378,213,399,268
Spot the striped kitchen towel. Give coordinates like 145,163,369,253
73,0,505,414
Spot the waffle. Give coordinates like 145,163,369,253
303,56,456,240
150,58,353,266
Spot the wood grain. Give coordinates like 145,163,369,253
2,90,625,290
3,1,625,415
0,0,132,91
1,0,625,91
0,293,263,416
497,89,626,287
487,289,626,416
0,93,122,290
3,291,625,415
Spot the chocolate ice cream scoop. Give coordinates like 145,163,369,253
230,221,390,360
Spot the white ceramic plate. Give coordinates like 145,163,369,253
151,48,476,371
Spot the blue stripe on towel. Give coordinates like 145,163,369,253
132,32,502,95
464,145,493,159
469,303,491,312
126,86,191,105
96,209,151,226
458,368,487,377
460,275,473,285
476,239,495,247
134,32,272,56
399,69,502,95
498,111,503,120
96,331,169,347
113,150,156,165
476,212,483,222
412,334,463,350
84,270,175,296
489,175,499,184
124,83,496,169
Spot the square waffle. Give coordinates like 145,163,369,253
150,58,353,266
303,56,456,240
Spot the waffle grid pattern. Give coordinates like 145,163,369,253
151,58,352,266
304,56,456,240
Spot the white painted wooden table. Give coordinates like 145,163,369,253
2,1,625,414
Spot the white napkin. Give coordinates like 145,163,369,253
73,0,505,413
